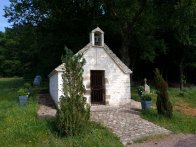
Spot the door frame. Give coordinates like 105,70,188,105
90,70,105,105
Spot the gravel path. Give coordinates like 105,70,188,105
91,100,171,145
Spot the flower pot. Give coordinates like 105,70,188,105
141,100,152,109
19,95,28,106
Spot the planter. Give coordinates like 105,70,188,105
19,95,28,106
141,100,152,109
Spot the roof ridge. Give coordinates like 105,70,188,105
49,43,132,77
103,44,132,74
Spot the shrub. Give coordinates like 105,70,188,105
137,86,144,97
154,68,173,118
17,88,28,96
24,82,31,89
141,94,152,101
56,47,90,136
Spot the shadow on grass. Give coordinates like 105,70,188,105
45,118,60,137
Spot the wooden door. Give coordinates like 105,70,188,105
90,70,105,105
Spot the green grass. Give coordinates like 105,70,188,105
134,134,168,143
131,85,196,133
131,87,141,102
141,109,196,133
168,87,196,107
0,78,123,147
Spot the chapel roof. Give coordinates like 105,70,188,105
91,27,104,33
48,43,132,77
78,43,132,74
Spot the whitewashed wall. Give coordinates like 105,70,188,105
50,46,131,107
49,72,64,107
82,47,131,106
58,72,63,104
49,73,59,106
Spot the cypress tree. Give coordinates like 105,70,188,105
56,47,90,136
154,68,173,118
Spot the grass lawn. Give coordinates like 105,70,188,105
0,78,123,147
132,86,196,133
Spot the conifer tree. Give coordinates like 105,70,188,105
56,47,90,136
154,68,173,118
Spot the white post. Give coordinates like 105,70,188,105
101,33,104,46
92,32,95,46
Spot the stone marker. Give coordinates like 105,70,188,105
144,78,150,93
33,75,42,86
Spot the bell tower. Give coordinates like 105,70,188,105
90,27,104,46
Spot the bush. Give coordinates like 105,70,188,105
17,88,28,96
137,86,144,97
24,82,31,89
56,47,90,136
141,94,152,101
154,68,173,118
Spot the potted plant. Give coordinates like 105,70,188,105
18,88,28,106
24,82,31,96
141,94,152,109
137,86,144,97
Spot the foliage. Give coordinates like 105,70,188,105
0,78,122,146
0,31,22,76
17,88,28,96
3,0,95,77
56,47,90,136
2,0,196,85
137,86,144,97
141,94,152,101
137,86,152,101
154,69,173,118
17,82,32,96
155,0,196,88
102,0,166,67
24,82,31,89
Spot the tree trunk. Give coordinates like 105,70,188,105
179,62,184,91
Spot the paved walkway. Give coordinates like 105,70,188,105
90,101,171,145
37,94,57,119
37,95,171,146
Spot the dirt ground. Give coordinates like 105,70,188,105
37,93,57,119
127,134,196,147
175,100,196,117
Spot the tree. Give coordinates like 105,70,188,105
155,0,196,89
102,0,166,69
4,0,95,77
3,0,196,85
171,0,196,90
0,30,22,76
56,47,90,136
4,0,167,77
154,68,173,118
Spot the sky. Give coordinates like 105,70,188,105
0,0,11,32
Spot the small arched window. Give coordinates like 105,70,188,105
94,32,101,46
